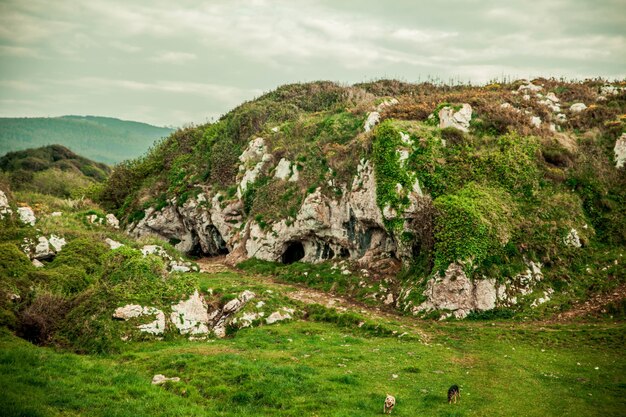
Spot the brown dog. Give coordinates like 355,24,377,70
384,394,396,414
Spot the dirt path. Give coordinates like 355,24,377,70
553,283,626,322
196,257,432,342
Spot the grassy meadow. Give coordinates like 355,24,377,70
1,269,624,417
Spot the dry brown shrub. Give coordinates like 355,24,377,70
18,293,70,345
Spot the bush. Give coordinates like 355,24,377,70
0,243,33,279
18,293,69,345
51,238,108,275
433,183,514,270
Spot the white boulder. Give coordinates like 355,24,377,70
106,213,120,229
17,207,36,226
530,116,542,128
266,308,295,324
152,374,180,385
105,238,123,249
563,228,582,248
48,235,66,252
438,104,472,132
113,304,166,335
569,103,587,113
170,290,209,335
364,112,380,132
274,158,292,180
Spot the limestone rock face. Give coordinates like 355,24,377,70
106,213,120,229
416,263,497,319
438,104,472,132
237,137,272,198
0,190,12,219
105,238,123,249
364,112,380,132
170,290,209,335
265,308,294,324
17,207,36,226
129,193,237,257
128,154,428,267
563,228,582,248
209,290,255,338
614,133,626,169
113,304,166,335
244,159,399,265
24,234,66,260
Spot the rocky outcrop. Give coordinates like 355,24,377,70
245,159,399,265
209,290,255,338
128,149,427,267
564,228,582,248
415,259,549,318
438,104,472,132
113,290,257,339
129,194,238,257
0,190,12,219
113,305,166,335
17,207,36,226
415,263,497,319
615,133,626,169
22,234,66,260
170,290,209,335
106,213,120,229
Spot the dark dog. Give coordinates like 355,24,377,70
448,385,460,404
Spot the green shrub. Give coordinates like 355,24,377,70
0,243,33,279
433,183,514,270
51,237,108,275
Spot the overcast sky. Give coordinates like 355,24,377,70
0,0,625,127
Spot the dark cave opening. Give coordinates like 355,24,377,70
281,241,305,264
188,226,230,258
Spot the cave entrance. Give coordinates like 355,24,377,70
281,241,305,264
188,226,230,258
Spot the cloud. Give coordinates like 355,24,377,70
151,51,197,64
59,77,261,104
0,45,40,58
0,0,624,126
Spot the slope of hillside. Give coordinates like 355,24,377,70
0,187,624,417
0,144,111,198
99,79,626,319
0,116,173,164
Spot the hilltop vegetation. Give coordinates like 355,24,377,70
0,115,173,164
99,78,626,319
0,145,111,198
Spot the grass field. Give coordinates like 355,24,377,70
1,269,624,417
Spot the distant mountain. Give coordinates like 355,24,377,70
0,116,174,164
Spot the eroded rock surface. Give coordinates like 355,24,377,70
416,263,497,319
438,104,472,132
614,133,626,169
18,207,36,226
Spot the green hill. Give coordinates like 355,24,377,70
0,116,174,164
0,144,111,197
